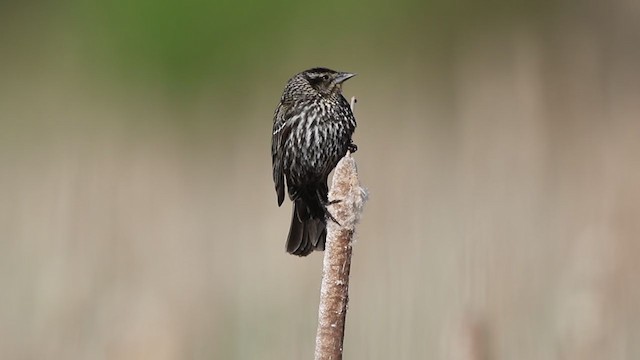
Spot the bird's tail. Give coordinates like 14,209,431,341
286,198,327,256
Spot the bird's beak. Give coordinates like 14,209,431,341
335,72,356,84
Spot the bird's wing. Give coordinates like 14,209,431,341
272,99,295,206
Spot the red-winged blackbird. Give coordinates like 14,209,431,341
272,67,357,256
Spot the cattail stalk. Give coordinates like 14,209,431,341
314,97,366,360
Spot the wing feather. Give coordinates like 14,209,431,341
272,100,295,206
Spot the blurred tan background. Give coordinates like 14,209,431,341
1,0,639,359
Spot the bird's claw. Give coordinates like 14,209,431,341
325,211,341,226
324,200,341,225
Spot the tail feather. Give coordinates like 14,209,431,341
286,198,326,256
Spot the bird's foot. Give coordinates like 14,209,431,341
323,204,341,226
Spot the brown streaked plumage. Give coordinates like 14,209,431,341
271,67,357,256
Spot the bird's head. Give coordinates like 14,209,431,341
301,67,356,96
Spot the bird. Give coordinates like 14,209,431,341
271,67,357,256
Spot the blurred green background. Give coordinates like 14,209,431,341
1,0,639,359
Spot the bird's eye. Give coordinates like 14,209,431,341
321,75,329,81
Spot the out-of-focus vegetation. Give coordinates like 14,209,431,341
1,0,639,359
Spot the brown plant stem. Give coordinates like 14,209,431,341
314,97,366,360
